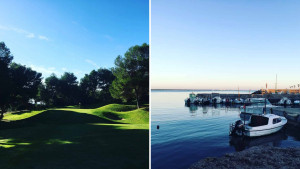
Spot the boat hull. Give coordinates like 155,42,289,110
230,116,287,137
244,125,284,137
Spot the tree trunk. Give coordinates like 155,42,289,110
135,88,139,109
0,107,5,120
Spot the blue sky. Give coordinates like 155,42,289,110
151,0,300,90
0,0,149,80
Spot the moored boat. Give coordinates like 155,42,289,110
278,97,292,105
185,93,197,105
294,100,300,105
210,96,222,104
233,98,244,104
229,114,287,137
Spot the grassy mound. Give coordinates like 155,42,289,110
4,110,45,121
102,112,123,120
98,104,137,112
92,104,149,125
0,104,149,169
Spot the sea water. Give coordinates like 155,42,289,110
151,90,300,169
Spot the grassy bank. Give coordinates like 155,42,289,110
0,104,149,169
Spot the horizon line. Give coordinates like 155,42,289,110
151,88,259,91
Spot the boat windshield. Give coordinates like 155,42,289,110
240,113,251,121
249,115,269,127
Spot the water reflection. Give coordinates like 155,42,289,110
285,125,300,141
202,106,208,114
229,130,288,151
185,104,242,117
152,91,300,169
188,105,198,113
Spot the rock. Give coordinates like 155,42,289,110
189,146,300,169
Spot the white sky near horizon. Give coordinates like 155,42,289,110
151,0,300,90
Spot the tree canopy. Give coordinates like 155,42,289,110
10,63,42,109
0,43,42,118
80,68,115,105
0,42,14,117
0,41,149,119
110,43,149,108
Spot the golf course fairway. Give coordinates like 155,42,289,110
0,104,149,169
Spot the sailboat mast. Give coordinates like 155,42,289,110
275,74,277,94
238,86,240,100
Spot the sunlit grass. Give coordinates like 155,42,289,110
57,104,149,128
91,104,149,126
90,123,149,130
0,104,149,168
4,110,45,121
46,139,75,145
0,138,31,148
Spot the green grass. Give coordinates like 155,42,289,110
4,110,45,121
0,104,149,169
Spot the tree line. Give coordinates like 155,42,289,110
0,42,149,119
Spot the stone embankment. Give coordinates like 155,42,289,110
196,93,300,104
190,146,300,169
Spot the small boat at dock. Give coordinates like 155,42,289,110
201,97,210,105
185,93,197,105
294,100,300,105
278,97,292,105
229,114,287,137
245,98,270,105
223,98,232,105
233,98,244,104
210,96,222,104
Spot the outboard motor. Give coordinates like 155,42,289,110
213,98,216,104
186,98,191,106
230,120,244,136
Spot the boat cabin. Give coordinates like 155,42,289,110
248,115,269,127
246,114,282,127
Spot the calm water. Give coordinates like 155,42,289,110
151,90,300,169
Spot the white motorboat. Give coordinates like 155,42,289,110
233,98,244,104
250,98,271,104
240,104,280,115
185,93,197,104
229,114,287,137
278,97,292,105
240,98,279,114
294,100,300,104
223,98,232,105
201,97,210,105
244,98,268,105
210,96,222,104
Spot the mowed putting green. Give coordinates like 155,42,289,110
0,104,149,169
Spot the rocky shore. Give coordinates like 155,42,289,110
190,146,300,169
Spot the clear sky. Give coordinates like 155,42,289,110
0,0,149,80
151,0,300,90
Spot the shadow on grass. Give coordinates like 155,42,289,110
0,109,148,169
0,110,121,129
9,110,32,115
102,112,123,120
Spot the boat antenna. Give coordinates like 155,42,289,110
264,98,267,114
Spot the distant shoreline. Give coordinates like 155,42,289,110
151,89,257,91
